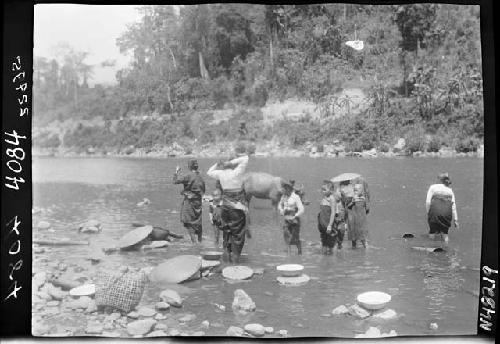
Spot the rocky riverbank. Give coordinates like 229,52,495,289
33,139,484,159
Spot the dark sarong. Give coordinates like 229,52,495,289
180,197,202,236
220,189,247,256
428,195,452,234
318,205,344,248
283,216,301,246
346,199,367,242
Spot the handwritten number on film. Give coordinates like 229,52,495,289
5,216,23,301
5,56,27,190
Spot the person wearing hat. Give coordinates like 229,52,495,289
206,143,249,263
278,179,305,255
425,173,459,243
173,159,206,244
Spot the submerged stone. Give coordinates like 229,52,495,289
332,305,349,315
159,289,183,307
264,326,274,334
232,289,256,312
137,307,156,317
244,323,265,337
226,326,244,337
126,319,157,336
179,313,196,322
155,301,170,311
372,309,397,320
348,304,371,319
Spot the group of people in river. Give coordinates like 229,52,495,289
173,142,459,263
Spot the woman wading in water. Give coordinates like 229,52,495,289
207,143,249,263
173,159,206,244
425,172,459,243
340,177,370,248
318,181,345,254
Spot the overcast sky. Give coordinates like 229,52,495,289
34,4,143,85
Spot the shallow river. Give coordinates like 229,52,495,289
33,156,483,337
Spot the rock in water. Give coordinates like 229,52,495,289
264,327,274,334
127,319,157,336
137,307,156,317
348,304,371,319
372,309,397,320
159,289,183,307
38,221,51,230
147,330,167,337
276,274,310,286
332,305,349,315
85,322,104,334
226,326,244,337
244,323,266,337
232,289,256,312
80,226,100,234
179,314,196,322
155,302,170,311
278,329,288,337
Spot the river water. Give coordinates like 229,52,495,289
33,156,483,337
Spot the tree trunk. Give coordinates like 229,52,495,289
269,37,274,70
168,46,177,69
199,52,209,80
166,84,174,111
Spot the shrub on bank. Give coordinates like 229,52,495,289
404,126,427,153
427,136,442,152
454,137,480,153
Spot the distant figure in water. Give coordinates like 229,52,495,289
426,172,459,243
318,181,345,254
278,179,305,255
173,159,206,244
340,178,370,248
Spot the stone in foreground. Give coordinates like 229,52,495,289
232,289,256,312
226,326,244,337
126,319,157,336
159,289,183,307
244,323,266,337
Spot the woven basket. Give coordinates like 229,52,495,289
95,270,148,312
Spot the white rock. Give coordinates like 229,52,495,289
278,329,288,337
332,305,349,315
348,304,371,319
38,221,51,230
264,326,274,334
232,289,256,312
169,329,181,336
179,314,196,322
155,301,170,311
430,322,438,330
159,289,183,307
137,307,156,317
80,226,100,234
226,326,244,337
147,330,167,337
126,319,157,336
244,323,265,337
155,314,167,320
372,308,397,320
127,311,140,319
201,320,210,329
86,300,97,313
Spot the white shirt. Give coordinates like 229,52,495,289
206,155,249,190
278,192,305,218
425,183,458,221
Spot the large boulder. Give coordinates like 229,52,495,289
126,319,157,336
232,289,256,312
159,289,183,307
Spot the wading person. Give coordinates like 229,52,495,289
340,179,369,248
208,188,223,247
318,181,345,254
279,179,305,255
425,173,459,243
173,159,205,244
206,143,249,263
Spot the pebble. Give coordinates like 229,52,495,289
179,314,196,322
38,221,51,230
226,326,244,337
155,314,167,320
244,323,266,337
372,309,397,320
278,329,288,337
169,329,181,336
348,304,371,319
127,319,157,336
264,326,274,334
155,302,170,311
430,322,439,330
154,323,168,331
160,289,183,307
201,320,210,329
332,305,349,315
127,311,140,319
85,322,104,334
137,307,156,317
46,300,60,307
147,330,167,337
232,289,256,312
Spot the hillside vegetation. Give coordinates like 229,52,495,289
33,4,483,156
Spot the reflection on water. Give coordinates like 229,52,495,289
33,157,483,337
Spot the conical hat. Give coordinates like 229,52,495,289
117,225,153,249
149,255,202,284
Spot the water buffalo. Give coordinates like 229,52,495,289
242,172,309,212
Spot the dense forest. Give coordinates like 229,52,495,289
33,4,484,155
